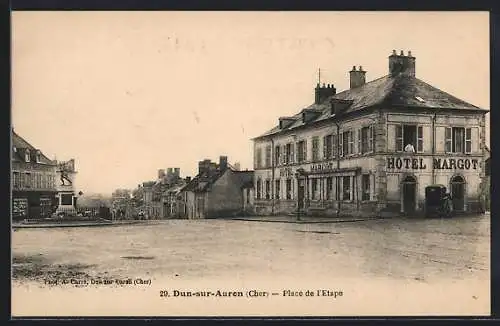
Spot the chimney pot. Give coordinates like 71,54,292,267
392,50,397,55
389,49,416,77
400,50,404,56
314,81,336,104
349,65,367,89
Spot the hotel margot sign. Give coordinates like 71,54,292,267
387,157,479,170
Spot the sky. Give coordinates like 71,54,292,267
11,11,490,195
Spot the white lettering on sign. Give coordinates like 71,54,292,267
311,161,336,172
386,157,479,170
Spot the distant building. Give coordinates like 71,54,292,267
140,167,188,219
11,130,58,220
180,156,254,219
163,178,190,218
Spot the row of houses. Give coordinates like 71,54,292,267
114,156,254,220
112,50,490,220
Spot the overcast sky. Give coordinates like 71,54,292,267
12,11,490,194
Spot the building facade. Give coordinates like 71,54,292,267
139,168,190,219
181,156,254,219
11,130,58,220
253,50,488,217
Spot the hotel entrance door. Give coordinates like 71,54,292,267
402,176,417,214
297,179,305,210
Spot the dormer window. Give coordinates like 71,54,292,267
25,149,31,162
13,146,17,153
36,150,42,163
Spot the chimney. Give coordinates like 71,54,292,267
185,176,191,183
158,169,166,179
349,65,366,88
314,83,336,104
174,168,180,178
389,50,415,77
198,160,210,175
219,156,228,171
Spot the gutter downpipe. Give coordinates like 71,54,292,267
334,121,341,218
271,138,275,216
432,113,437,184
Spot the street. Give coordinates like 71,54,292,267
12,214,490,316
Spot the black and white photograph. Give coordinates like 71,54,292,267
11,11,490,316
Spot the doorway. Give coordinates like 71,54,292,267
297,179,305,210
402,175,417,214
451,175,465,212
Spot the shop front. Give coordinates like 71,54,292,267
254,157,377,217
12,190,58,220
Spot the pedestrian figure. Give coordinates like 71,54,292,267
404,143,415,153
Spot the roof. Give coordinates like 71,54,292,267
181,168,254,193
182,169,227,193
11,130,55,165
233,170,254,189
255,74,488,139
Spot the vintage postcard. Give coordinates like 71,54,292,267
11,11,490,317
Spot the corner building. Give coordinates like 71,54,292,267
252,50,488,217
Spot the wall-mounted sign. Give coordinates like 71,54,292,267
387,157,479,170
311,161,336,173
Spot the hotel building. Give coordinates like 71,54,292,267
252,50,488,217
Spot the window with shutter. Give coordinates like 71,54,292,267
339,133,344,157
303,139,307,162
332,134,337,157
417,126,423,152
290,143,295,163
357,129,362,154
275,145,280,166
312,137,319,162
465,128,472,154
369,125,374,152
445,127,452,153
323,136,327,159
348,131,354,156
396,125,403,152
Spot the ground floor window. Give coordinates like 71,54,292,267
326,177,333,200
335,176,341,200
362,174,370,201
265,180,271,199
40,197,52,217
342,176,351,200
311,179,319,200
12,198,28,219
61,194,73,206
286,179,292,200
256,179,261,199
275,180,280,200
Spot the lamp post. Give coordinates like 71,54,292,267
295,171,301,221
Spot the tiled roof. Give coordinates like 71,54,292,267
233,170,254,189
255,74,488,139
11,130,55,165
182,169,226,193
